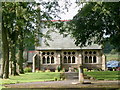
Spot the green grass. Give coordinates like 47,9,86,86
105,54,119,61
85,71,120,80
1,72,60,85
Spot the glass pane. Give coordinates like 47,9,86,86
85,51,88,54
43,57,46,64
85,56,88,63
89,56,92,63
93,56,96,63
89,51,92,54
51,56,54,63
93,51,96,54
72,56,75,63
72,52,75,55
47,52,50,55
51,52,54,55
68,56,71,63
68,52,71,55
42,52,45,55
64,52,67,55
64,56,67,63
47,56,50,63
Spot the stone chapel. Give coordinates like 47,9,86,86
32,21,106,72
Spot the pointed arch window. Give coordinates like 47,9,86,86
47,56,50,64
42,51,56,64
64,56,67,63
43,57,46,64
89,56,92,63
85,56,88,63
93,56,96,63
51,56,54,63
72,56,75,63
68,56,71,63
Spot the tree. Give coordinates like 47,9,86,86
67,2,120,52
1,0,70,78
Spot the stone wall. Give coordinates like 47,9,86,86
32,49,105,72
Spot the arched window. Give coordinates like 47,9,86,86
43,57,46,64
89,56,92,63
85,56,88,63
51,56,54,63
93,51,96,54
64,52,67,55
47,56,50,63
47,52,50,55
89,51,92,54
72,52,75,55
51,52,54,55
68,56,71,63
64,56,67,63
68,52,71,55
85,51,88,54
42,52,45,55
93,56,97,63
72,56,75,63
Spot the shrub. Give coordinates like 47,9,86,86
54,77,58,81
83,68,88,72
60,68,65,73
24,67,32,73
57,66,62,72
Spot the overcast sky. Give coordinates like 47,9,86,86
35,0,80,20
59,1,80,20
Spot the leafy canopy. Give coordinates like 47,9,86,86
67,2,120,51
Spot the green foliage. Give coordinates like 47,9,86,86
67,2,120,52
57,66,62,72
103,42,114,54
24,67,32,73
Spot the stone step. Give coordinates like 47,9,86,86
60,72,93,80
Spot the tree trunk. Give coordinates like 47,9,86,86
1,25,9,79
18,31,24,74
10,42,19,76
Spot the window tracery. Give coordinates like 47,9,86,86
41,51,55,64
84,51,97,63
63,51,76,64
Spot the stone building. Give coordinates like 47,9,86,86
32,24,106,72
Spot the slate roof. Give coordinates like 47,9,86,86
36,28,102,50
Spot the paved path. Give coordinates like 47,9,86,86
3,80,120,89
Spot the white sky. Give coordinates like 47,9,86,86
35,0,80,20
58,0,80,20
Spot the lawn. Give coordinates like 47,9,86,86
1,72,60,85
85,71,120,80
1,71,119,86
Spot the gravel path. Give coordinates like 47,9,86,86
3,80,120,89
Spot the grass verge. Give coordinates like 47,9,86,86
2,72,60,85
85,71,120,80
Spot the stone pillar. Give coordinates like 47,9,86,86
57,51,61,65
102,54,106,71
79,65,84,83
77,51,82,65
32,54,36,72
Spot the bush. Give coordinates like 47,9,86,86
57,66,62,72
24,67,32,73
